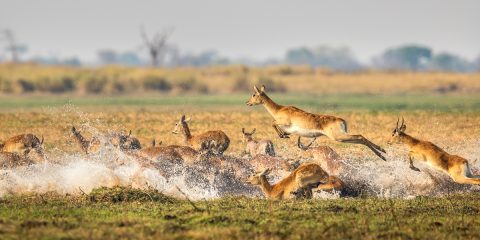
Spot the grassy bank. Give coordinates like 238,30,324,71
0,188,479,239
1,93,479,112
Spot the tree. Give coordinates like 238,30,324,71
374,45,432,71
97,49,118,64
429,52,472,72
140,27,173,67
285,46,362,71
1,29,28,63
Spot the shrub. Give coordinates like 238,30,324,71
256,77,286,92
36,76,76,93
85,77,108,94
17,78,35,92
174,77,209,93
0,78,14,93
231,76,250,92
143,76,172,92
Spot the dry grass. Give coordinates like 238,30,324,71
1,63,479,95
1,106,479,161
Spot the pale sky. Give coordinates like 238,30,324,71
0,0,479,63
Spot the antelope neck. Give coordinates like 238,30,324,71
400,132,420,147
259,175,273,196
261,94,282,116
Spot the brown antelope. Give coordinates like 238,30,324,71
71,126,141,154
246,163,329,200
298,138,343,175
242,128,275,157
388,118,480,185
293,175,345,198
0,152,34,167
0,134,45,158
172,115,230,155
246,85,386,160
249,154,294,175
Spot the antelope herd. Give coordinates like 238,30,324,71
1,85,479,200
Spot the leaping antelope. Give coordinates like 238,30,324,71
242,128,275,157
172,115,230,155
388,118,480,185
246,163,329,200
0,134,45,159
246,85,386,160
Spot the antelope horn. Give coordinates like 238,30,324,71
250,128,256,135
41,135,44,145
396,117,400,130
401,117,405,129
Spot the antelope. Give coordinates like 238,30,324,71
246,163,329,200
246,85,386,160
0,134,45,159
292,175,345,198
172,115,230,155
71,126,141,154
0,152,34,168
388,118,480,185
242,128,275,157
249,154,294,175
298,138,343,175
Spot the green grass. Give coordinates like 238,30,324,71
1,187,479,239
1,93,479,112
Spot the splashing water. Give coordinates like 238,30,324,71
1,106,479,200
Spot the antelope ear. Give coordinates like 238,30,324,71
184,117,191,122
242,128,245,134
128,130,132,137
260,85,266,92
152,139,156,147
260,168,271,176
41,136,44,144
181,115,186,121
399,124,406,132
253,85,260,93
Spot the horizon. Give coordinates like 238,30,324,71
0,0,479,64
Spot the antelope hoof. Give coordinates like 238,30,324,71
280,134,290,139
377,146,387,153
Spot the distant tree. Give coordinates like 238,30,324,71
117,52,142,66
374,45,432,71
97,49,118,64
140,27,173,67
286,46,362,71
286,47,315,66
1,29,28,63
429,52,472,72
473,55,480,72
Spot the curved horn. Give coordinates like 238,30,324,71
41,135,44,145
401,117,405,129
250,128,256,135
396,117,400,130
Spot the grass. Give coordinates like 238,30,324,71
0,188,479,239
1,93,480,112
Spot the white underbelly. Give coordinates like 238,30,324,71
281,125,324,137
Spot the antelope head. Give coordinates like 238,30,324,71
34,135,46,158
241,128,256,142
246,85,267,106
172,115,190,134
247,168,271,185
387,117,407,145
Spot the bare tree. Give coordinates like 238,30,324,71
140,26,173,67
1,29,27,63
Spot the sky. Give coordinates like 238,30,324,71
0,0,479,63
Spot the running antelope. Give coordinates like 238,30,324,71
172,115,230,155
246,163,329,200
242,128,275,157
298,138,343,175
246,85,386,160
388,118,480,185
71,126,141,154
0,152,34,167
0,134,45,158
